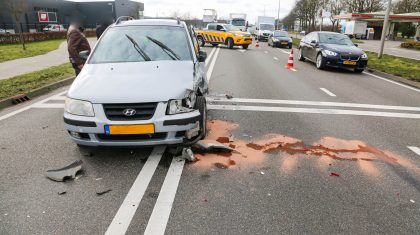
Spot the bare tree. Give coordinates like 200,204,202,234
347,0,384,13
5,0,27,50
393,0,420,13
327,0,343,31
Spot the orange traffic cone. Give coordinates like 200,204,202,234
285,49,294,69
255,40,260,48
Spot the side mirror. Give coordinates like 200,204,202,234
354,43,358,47
79,50,90,61
198,50,207,62
310,40,318,46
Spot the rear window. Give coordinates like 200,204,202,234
89,25,192,63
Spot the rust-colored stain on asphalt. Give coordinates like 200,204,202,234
193,120,419,174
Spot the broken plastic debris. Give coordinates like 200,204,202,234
58,191,66,195
95,178,103,181
192,141,234,153
226,94,233,99
410,199,415,203
260,171,265,175
182,148,195,162
96,189,112,196
330,172,340,177
229,135,235,142
46,160,83,182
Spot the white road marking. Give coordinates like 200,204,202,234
238,49,246,53
144,157,185,235
290,68,297,72
320,88,337,97
273,57,278,60
363,72,420,93
205,47,217,67
278,48,289,54
206,47,220,82
105,146,165,235
208,104,420,119
49,96,67,100
407,146,420,156
33,103,64,109
207,97,420,112
0,90,67,121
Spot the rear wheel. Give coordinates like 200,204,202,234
227,38,234,49
194,96,207,140
316,53,326,69
197,36,205,47
298,48,305,61
354,68,364,73
242,44,249,49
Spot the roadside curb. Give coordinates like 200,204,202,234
366,68,420,90
0,76,75,111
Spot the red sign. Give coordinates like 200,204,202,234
38,12,49,22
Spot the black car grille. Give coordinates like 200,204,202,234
97,133,167,141
263,33,270,36
340,54,360,61
103,103,157,121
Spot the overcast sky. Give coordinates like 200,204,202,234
141,0,295,23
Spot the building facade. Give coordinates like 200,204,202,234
0,0,144,32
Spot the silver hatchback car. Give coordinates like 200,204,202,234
64,18,208,147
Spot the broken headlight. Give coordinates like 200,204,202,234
167,90,196,115
65,98,95,117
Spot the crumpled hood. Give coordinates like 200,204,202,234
68,61,194,103
321,44,364,55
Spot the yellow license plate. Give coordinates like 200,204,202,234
105,124,155,135
343,61,357,65
281,42,288,44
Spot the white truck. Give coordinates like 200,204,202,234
254,16,276,41
229,13,247,32
343,20,367,39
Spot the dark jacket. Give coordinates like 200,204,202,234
96,24,108,39
67,25,91,65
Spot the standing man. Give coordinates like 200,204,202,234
67,21,91,76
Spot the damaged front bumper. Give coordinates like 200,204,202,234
64,102,201,147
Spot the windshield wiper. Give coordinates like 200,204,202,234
125,34,151,61
146,36,181,60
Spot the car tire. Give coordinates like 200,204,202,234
242,44,249,49
194,96,207,140
354,68,364,73
227,38,234,49
197,36,205,47
316,53,326,69
298,48,305,61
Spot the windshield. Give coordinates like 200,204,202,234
274,31,289,37
319,33,354,46
89,26,192,63
231,19,245,27
224,24,240,32
260,24,274,31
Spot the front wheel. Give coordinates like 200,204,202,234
227,38,234,49
298,48,305,61
194,96,207,140
242,44,249,49
354,68,364,73
316,53,326,70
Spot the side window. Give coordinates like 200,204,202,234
216,25,224,31
208,24,216,30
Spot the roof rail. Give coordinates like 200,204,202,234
115,16,135,25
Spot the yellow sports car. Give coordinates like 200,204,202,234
196,23,253,49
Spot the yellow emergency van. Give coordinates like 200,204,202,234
196,23,253,49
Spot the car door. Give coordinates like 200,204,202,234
301,33,311,59
189,26,208,94
268,33,273,45
215,24,225,44
307,33,319,61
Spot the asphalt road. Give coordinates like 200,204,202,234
1,42,420,235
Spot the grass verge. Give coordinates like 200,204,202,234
0,63,74,100
0,39,64,62
365,52,420,82
292,38,301,47
352,39,364,44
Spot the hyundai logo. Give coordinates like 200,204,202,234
123,109,136,116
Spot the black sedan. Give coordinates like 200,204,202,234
268,31,292,49
298,31,368,73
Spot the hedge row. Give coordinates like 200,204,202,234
0,30,96,44
400,40,420,50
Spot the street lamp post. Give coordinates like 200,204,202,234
277,0,280,30
378,0,392,58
